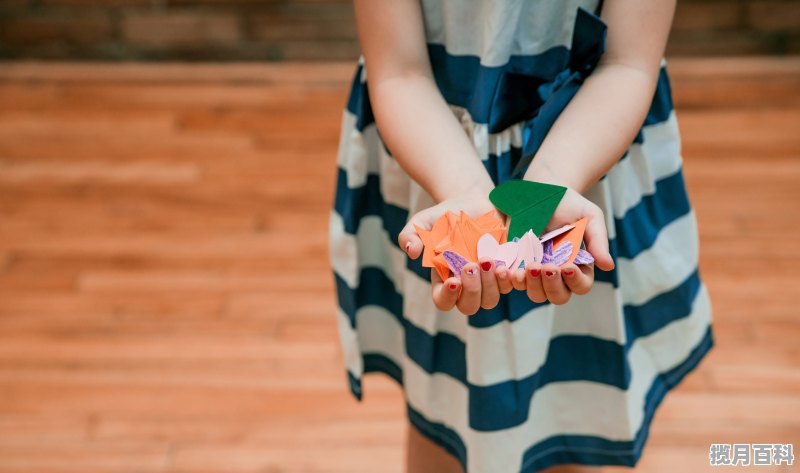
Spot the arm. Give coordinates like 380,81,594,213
523,0,676,192
355,0,504,315
353,0,495,202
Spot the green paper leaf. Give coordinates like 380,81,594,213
489,180,567,239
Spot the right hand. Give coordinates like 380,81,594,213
398,192,515,316
509,186,614,305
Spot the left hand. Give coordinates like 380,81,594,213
509,186,614,305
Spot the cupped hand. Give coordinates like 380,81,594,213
397,193,513,315
510,186,614,305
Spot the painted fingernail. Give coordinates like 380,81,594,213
404,242,411,253
449,283,458,290
466,267,477,276
480,261,492,272
544,270,555,277
563,270,575,277
528,269,540,277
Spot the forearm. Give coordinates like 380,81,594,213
370,73,495,202
524,62,660,193
353,0,494,203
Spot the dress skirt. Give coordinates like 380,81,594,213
329,2,713,472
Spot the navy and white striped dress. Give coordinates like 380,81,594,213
329,1,713,472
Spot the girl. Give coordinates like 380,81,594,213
329,0,713,472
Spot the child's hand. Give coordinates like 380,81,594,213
510,186,614,305
398,194,514,316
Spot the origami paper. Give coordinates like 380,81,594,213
474,211,507,243
573,249,595,265
551,217,587,265
434,235,452,255
541,240,554,265
512,230,543,269
550,241,573,266
446,211,459,228
542,235,594,267
415,215,450,267
432,253,451,282
458,212,487,262
443,251,470,278
539,223,575,243
475,211,501,229
414,206,594,282
477,233,518,268
446,217,473,262
489,180,567,239
416,210,508,280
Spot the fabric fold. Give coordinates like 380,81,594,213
511,8,608,177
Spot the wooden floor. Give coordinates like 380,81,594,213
0,58,798,473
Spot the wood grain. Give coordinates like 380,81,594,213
0,58,799,473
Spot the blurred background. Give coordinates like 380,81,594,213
1,0,800,60
0,1,799,473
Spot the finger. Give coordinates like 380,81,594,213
541,264,571,305
495,265,514,294
456,263,482,316
525,263,547,303
511,265,527,291
397,206,440,260
432,275,461,312
583,206,615,271
479,259,500,309
561,262,594,295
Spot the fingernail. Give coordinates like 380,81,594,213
528,269,540,278
480,261,492,272
563,269,574,277
404,242,411,253
544,270,555,278
449,283,458,290
466,267,477,276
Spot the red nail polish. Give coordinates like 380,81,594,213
404,242,411,253
480,261,492,272
545,270,556,277
449,283,458,290
529,269,540,277
563,270,574,276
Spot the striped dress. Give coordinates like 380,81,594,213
329,1,714,472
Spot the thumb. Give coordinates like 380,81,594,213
583,207,615,271
398,205,440,260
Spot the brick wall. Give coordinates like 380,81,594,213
1,0,798,60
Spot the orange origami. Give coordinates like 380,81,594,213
415,211,507,281
551,217,587,265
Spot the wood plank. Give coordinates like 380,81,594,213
0,59,798,472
